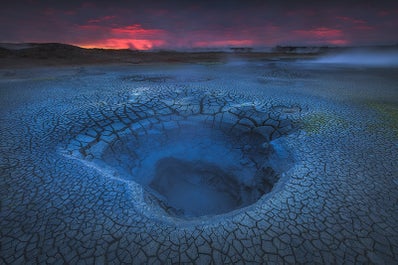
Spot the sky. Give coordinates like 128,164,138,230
1,0,397,50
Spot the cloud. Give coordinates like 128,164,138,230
87,15,115,24
0,0,397,49
110,24,166,38
336,16,374,30
292,27,350,45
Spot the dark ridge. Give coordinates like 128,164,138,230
3,42,396,68
0,47,12,58
16,43,85,59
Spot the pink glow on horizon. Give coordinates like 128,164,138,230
76,38,165,50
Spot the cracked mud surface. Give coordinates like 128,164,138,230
1,62,398,264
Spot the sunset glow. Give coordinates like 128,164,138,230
77,39,165,50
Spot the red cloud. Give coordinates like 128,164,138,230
295,27,343,38
74,24,166,50
88,15,116,24
293,27,349,45
64,10,77,15
314,28,342,38
111,24,166,38
336,16,374,30
43,8,56,16
337,16,366,24
327,39,350,45
377,10,398,17
77,24,102,30
355,25,374,30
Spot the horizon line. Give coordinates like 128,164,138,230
1,41,398,52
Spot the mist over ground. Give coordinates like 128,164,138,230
313,47,398,66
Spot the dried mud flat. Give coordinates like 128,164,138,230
1,57,398,264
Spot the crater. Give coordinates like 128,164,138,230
109,122,283,218
64,90,298,219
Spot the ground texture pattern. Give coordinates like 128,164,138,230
1,63,398,264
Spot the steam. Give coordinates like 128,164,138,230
313,48,398,67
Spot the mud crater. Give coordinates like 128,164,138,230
65,90,297,219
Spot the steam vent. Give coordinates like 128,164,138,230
2,62,398,264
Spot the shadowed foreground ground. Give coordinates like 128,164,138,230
1,56,398,263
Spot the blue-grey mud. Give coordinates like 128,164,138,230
1,58,398,264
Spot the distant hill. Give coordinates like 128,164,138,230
0,43,144,66
0,43,132,59
13,43,85,59
0,43,37,50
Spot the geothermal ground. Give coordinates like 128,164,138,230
1,55,398,263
